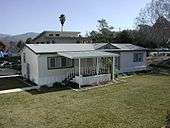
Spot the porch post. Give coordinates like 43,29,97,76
96,57,99,84
78,58,81,88
96,57,99,75
112,56,115,80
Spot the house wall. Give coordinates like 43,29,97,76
33,37,79,44
37,54,97,86
21,47,39,83
32,31,81,44
118,51,147,73
37,54,73,86
43,32,80,37
22,49,113,86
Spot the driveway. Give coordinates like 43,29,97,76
0,77,31,91
0,68,19,76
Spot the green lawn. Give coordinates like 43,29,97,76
0,74,169,128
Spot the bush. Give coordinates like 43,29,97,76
39,85,49,90
66,81,79,89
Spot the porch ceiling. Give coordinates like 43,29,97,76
58,51,118,59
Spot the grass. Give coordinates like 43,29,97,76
0,73,169,128
0,77,30,91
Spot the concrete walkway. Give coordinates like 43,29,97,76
0,86,40,95
0,75,20,78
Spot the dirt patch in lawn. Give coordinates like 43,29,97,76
0,77,31,91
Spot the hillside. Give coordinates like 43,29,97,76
0,34,10,38
0,32,39,43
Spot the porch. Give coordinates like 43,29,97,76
58,51,118,88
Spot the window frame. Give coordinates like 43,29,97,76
47,56,74,70
49,34,53,37
23,53,26,63
133,53,143,62
115,56,120,70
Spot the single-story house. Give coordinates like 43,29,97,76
21,44,118,87
21,43,147,87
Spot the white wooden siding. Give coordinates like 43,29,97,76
119,51,147,73
21,47,39,83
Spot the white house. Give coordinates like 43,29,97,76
94,43,147,73
21,44,118,87
21,43,147,87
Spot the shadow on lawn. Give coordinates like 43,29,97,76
26,86,71,95
26,82,79,95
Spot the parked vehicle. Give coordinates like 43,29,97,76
0,61,13,68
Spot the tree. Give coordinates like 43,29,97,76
88,19,115,43
115,30,133,43
0,41,6,51
59,14,66,32
16,40,25,52
135,0,170,48
25,38,32,44
97,19,114,31
136,0,170,26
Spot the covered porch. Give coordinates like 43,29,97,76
58,51,118,88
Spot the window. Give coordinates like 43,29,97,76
49,34,53,36
61,57,66,67
47,57,74,69
133,53,143,62
49,58,56,68
115,56,120,70
23,53,26,63
55,34,60,36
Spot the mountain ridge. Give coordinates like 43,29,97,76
0,32,39,43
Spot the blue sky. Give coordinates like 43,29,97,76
0,0,150,35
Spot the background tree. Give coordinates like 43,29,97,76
59,14,66,32
88,19,115,43
135,0,170,48
16,40,25,52
25,38,32,44
136,0,170,26
0,41,6,51
115,30,133,43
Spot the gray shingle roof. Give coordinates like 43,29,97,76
111,43,146,51
26,44,95,53
58,51,118,59
26,43,146,54
94,43,146,51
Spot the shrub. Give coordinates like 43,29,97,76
39,85,49,90
53,82,64,88
66,81,79,89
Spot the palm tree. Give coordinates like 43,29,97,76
59,14,66,32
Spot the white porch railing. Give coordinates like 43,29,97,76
66,65,110,80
